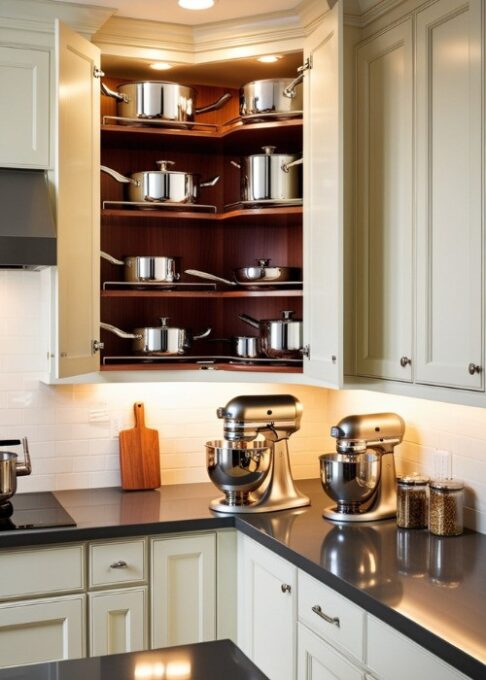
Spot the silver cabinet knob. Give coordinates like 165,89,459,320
400,356,412,367
110,560,128,569
281,583,291,593
468,363,482,375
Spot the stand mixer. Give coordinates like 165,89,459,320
206,394,310,513
320,413,404,522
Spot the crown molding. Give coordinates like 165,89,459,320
0,0,115,38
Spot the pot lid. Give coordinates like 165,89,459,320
268,310,301,323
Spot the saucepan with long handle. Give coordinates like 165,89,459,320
185,259,300,286
100,318,211,356
239,310,303,359
101,251,180,283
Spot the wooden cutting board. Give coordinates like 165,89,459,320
119,402,161,490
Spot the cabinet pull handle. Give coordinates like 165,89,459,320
400,356,412,367
468,363,482,375
110,560,128,569
281,583,291,593
312,604,340,627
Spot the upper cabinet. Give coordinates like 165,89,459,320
0,45,50,168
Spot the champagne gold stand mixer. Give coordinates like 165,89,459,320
320,413,405,522
206,394,310,513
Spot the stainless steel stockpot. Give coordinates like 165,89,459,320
101,162,220,205
239,310,303,359
0,439,32,505
240,77,303,116
100,80,232,122
101,251,180,283
100,318,211,356
231,146,302,202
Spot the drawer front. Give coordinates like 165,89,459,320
89,538,147,588
0,544,85,601
298,571,365,662
298,623,365,680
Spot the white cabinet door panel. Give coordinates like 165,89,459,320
356,20,413,381
0,46,50,168
415,0,483,389
89,587,147,657
298,623,363,680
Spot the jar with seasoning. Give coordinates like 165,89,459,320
428,479,464,537
396,474,429,529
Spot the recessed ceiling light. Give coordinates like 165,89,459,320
150,62,173,71
178,0,215,9
257,55,282,63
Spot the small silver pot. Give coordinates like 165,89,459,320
231,146,302,202
101,251,179,283
100,80,232,122
240,77,303,116
100,318,211,356
0,439,32,505
239,310,303,359
101,162,219,205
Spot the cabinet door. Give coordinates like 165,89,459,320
89,586,147,657
151,533,216,648
303,1,344,387
297,623,364,680
0,594,85,668
0,45,50,169
55,20,101,378
356,20,413,382
415,0,483,390
238,535,297,680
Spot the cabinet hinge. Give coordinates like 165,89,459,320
299,56,312,73
300,345,310,359
93,67,105,79
92,340,104,354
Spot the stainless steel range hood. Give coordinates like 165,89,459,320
0,168,56,270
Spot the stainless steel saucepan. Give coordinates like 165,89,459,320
239,310,303,359
231,146,303,202
101,251,180,283
185,259,301,286
101,162,220,204
240,76,303,116
100,318,211,356
101,80,232,122
0,439,32,506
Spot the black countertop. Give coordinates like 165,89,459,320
0,639,267,680
0,479,484,679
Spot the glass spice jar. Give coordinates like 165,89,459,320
428,479,464,537
396,474,429,529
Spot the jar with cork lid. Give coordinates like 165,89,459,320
428,479,464,536
396,474,429,529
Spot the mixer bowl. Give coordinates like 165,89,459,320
319,450,381,513
206,439,272,505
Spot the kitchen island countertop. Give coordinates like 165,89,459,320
0,479,484,679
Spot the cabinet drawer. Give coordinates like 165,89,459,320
298,571,365,662
89,538,147,588
0,544,85,601
298,623,364,680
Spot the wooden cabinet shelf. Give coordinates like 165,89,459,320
101,206,303,225
100,362,303,373
100,289,303,299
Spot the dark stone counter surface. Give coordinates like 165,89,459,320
0,639,267,680
0,479,484,679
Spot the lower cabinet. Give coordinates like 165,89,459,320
297,623,364,680
0,594,85,667
89,586,148,656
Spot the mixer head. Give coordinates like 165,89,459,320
216,394,302,442
330,412,405,455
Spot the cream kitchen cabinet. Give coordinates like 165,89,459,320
297,623,364,680
89,586,148,656
0,45,50,169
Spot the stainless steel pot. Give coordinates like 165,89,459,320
240,77,303,116
101,162,220,204
100,318,211,356
185,259,301,286
100,80,232,122
0,439,32,505
239,310,303,359
231,146,302,202
232,336,261,358
101,251,180,283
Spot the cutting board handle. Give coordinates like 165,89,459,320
134,402,145,428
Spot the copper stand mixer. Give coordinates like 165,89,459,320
206,394,310,513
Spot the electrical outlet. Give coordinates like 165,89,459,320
433,449,452,479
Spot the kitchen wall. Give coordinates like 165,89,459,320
1,272,485,533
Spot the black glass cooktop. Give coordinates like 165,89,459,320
0,492,76,531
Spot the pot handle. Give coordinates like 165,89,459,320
200,175,220,188
101,165,139,186
230,160,241,170
193,327,212,341
282,157,303,173
283,70,305,99
100,251,124,266
100,322,142,340
195,92,232,114
185,269,236,286
100,81,129,104
15,438,32,477
238,314,260,329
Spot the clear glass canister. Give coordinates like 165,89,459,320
428,479,464,537
396,474,429,529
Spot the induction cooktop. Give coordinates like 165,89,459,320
0,492,76,531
